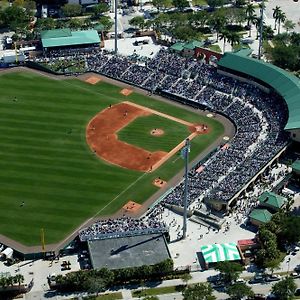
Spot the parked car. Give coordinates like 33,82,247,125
290,272,300,278
294,265,300,272
249,274,265,284
265,274,281,282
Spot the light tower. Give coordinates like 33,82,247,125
114,0,118,54
182,138,190,239
258,0,265,60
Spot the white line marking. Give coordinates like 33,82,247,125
93,172,148,217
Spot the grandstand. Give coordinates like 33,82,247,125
41,29,100,52
217,52,300,139
32,46,300,247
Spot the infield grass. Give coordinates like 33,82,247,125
118,114,190,152
0,71,224,246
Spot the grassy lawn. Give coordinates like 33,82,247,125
208,44,222,53
0,72,224,246
118,114,190,152
132,285,185,297
73,292,122,300
192,0,208,5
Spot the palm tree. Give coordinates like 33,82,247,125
13,274,24,287
283,19,296,34
219,29,230,53
272,6,281,30
247,14,257,37
277,11,286,34
245,3,255,26
253,16,261,39
227,31,241,48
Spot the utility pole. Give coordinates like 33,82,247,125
258,0,264,60
114,0,118,54
182,138,190,239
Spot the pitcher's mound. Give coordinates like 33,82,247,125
152,178,167,188
85,76,102,85
123,200,142,213
150,128,164,136
120,88,133,96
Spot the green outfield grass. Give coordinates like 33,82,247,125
118,114,190,152
0,71,224,246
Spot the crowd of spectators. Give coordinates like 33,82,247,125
36,47,290,240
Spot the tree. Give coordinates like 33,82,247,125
92,3,109,17
283,20,296,34
13,274,24,286
219,29,230,52
23,0,36,12
143,297,159,300
262,25,274,40
235,0,246,7
277,11,286,34
208,10,227,40
1,5,30,30
61,4,82,17
188,11,209,29
247,14,257,37
129,16,145,30
226,31,240,47
215,262,243,284
152,0,172,12
98,16,114,31
271,277,297,300
245,3,255,26
207,0,224,10
181,273,192,285
272,6,281,30
35,18,56,31
227,282,254,300
182,283,216,300
172,0,189,11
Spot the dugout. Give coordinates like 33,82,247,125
41,28,100,52
87,233,170,270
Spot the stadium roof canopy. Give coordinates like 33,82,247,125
292,160,300,173
41,29,100,48
201,243,241,264
249,209,272,224
218,52,300,130
258,191,286,209
170,42,185,52
184,40,204,50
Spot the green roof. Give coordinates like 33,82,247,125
184,40,204,50
218,53,300,130
41,28,72,39
233,48,253,57
170,42,185,51
249,209,272,223
258,191,286,209
201,243,241,263
41,29,100,48
292,160,300,173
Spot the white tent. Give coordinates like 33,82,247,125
1,247,13,259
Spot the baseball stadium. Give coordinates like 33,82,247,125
0,39,300,260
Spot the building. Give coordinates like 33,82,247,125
41,28,100,52
258,191,287,212
249,209,273,226
170,40,204,57
200,243,242,269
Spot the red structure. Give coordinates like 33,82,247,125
195,47,223,63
